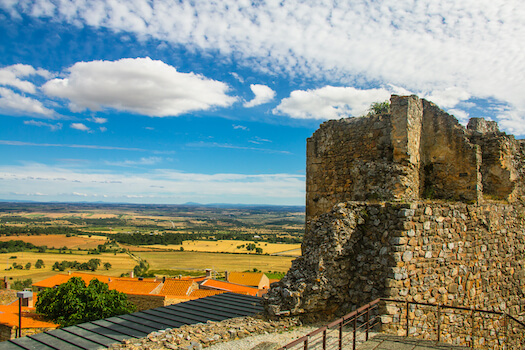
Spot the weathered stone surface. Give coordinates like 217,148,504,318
265,95,525,347
108,316,301,350
305,95,525,222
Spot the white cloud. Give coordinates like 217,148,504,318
42,57,237,117
7,1,525,115
0,64,52,93
70,123,90,131
106,156,164,167
187,141,291,155
0,163,305,205
424,87,471,109
0,140,145,151
99,126,107,132
496,108,525,136
233,124,248,131
24,120,62,131
274,86,391,120
90,117,107,124
244,84,276,107
0,87,55,117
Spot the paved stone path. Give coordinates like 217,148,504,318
357,334,471,350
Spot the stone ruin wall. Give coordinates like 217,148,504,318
306,95,525,220
265,95,525,346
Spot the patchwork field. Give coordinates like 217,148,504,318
0,202,305,284
0,251,136,283
0,234,107,250
136,251,295,274
143,240,301,256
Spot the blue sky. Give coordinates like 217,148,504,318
0,1,524,205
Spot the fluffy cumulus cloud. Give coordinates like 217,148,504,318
0,163,305,205
4,1,525,114
0,64,55,117
0,87,55,117
244,84,276,107
274,86,391,120
424,87,471,109
42,57,237,117
0,64,52,93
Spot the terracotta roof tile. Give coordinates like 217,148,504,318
227,272,264,287
0,297,58,329
107,279,160,295
189,289,225,298
158,279,194,297
200,279,259,296
33,272,161,295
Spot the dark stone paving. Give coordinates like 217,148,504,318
357,334,471,350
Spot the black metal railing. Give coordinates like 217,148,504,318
278,298,525,349
279,299,381,350
383,299,525,349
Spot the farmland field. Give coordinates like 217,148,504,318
0,251,136,282
0,234,107,250
0,202,305,283
136,251,295,274
143,239,301,256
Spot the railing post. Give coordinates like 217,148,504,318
353,314,357,350
366,306,370,341
504,313,508,348
339,320,343,350
323,329,326,350
437,304,441,343
304,337,308,350
470,308,474,348
406,301,409,337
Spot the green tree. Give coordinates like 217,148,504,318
11,278,32,290
25,262,31,270
368,101,390,116
87,258,101,271
103,262,112,270
35,259,45,269
36,277,136,327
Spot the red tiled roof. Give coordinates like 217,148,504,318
227,272,264,287
189,289,225,298
200,279,259,296
33,272,161,295
158,279,194,297
0,297,58,329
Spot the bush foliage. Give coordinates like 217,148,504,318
36,277,136,327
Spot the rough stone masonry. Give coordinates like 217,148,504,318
264,95,525,338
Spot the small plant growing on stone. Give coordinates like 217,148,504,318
368,101,390,115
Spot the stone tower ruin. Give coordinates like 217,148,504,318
307,95,525,220
265,95,525,326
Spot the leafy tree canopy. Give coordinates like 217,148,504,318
368,101,390,116
36,277,136,327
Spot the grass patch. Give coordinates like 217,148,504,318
265,272,286,280
148,269,205,277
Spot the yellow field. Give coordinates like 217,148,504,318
0,234,107,250
136,250,296,274
0,252,136,283
144,240,301,256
